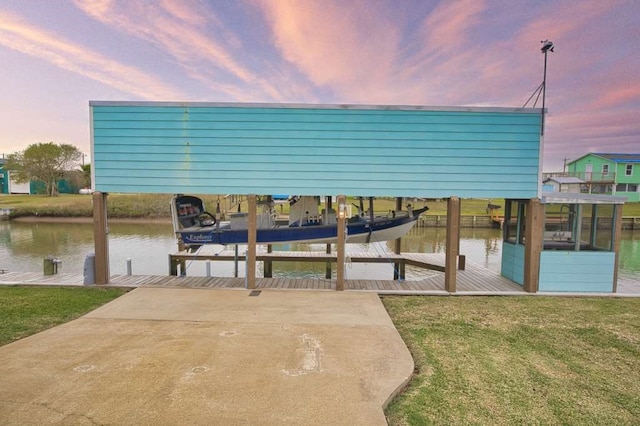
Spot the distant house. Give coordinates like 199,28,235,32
1,157,30,194
0,158,77,195
544,153,640,202
542,176,584,193
0,158,7,194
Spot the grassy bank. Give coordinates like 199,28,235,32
0,194,223,219
3,194,640,218
0,287,127,347
383,296,640,425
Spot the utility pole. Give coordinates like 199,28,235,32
562,157,570,173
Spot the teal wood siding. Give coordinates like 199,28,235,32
91,102,542,197
539,251,615,292
501,242,525,285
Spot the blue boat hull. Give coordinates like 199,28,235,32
178,207,427,246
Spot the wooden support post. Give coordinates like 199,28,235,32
326,196,332,279
336,195,346,291
264,244,273,278
92,191,110,284
523,198,543,293
590,205,598,247
612,204,624,293
458,255,466,270
246,194,257,289
574,205,583,251
368,197,374,223
169,254,178,276
234,245,239,277
457,198,465,270
325,244,332,279
445,196,460,292
176,239,186,275
393,197,402,280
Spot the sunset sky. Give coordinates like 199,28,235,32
1,0,638,171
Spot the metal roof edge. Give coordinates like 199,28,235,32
541,192,627,204
593,153,640,162
567,153,611,165
569,152,640,164
89,100,542,114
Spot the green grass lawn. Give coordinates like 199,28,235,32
2,288,639,423
383,296,640,425
0,286,127,346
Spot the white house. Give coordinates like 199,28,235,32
542,176,584,193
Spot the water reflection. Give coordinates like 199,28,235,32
619,232,640,279
1,221,638,281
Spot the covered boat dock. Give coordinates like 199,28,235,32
88,101,626,293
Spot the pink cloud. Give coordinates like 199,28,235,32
597,84,640,109
420,0,486,57
0,10,183,99
256,0,402,102
73,0,289,101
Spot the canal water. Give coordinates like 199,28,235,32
1,221,639,281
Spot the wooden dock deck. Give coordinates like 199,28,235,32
0,254,523,294
2,253,638,295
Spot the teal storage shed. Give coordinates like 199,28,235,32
90,102,543,199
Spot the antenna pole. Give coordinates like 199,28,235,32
541,49,548,135
540,39,554,136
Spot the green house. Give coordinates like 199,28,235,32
566,153,640,202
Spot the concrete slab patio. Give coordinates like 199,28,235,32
0,288,414,425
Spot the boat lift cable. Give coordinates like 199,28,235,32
182,244,226,275
182,245,204,275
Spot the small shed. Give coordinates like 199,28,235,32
502,192,626,292
542,176,584,193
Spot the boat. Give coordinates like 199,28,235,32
171,195,428,247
